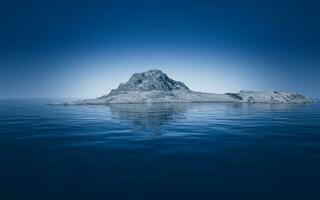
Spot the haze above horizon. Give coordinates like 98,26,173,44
1,0,319,98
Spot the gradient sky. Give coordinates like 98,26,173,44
0,0,319,98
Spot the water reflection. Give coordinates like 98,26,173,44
108,103,188,135
0,101,319,200
107,102,307,135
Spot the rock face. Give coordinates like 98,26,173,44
226,90,312,104
102,69,189,98
72,69,312,104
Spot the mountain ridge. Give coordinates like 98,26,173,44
100,69,189,98
67,69,312,104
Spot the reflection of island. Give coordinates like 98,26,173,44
108,103,188,135
107,102,307,136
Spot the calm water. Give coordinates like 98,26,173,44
1,99,320,200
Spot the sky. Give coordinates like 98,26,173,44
0,0,319,98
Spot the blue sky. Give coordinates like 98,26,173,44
0,0,319,98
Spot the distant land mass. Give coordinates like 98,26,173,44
63,69,312,104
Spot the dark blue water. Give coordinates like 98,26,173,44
1,99,320,200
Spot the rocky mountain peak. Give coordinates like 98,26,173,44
106,69,189,97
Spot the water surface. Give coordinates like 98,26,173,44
1,99,320,199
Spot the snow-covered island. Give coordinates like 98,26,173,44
67,69,312,104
